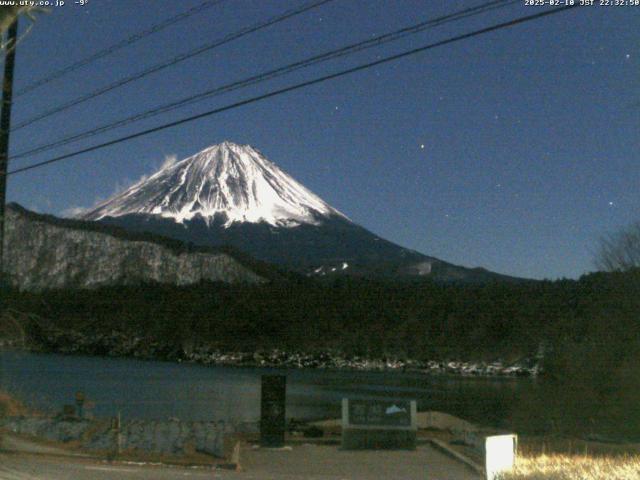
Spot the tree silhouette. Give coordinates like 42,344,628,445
596,221,640,272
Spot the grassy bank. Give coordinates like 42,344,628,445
500,453,640,479
0,391,28,417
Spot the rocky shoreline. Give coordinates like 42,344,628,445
1,328,542,377
183,348,540,377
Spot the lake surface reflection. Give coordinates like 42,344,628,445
0,350,529,427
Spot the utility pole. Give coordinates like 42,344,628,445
0,17,18,279
0,20,18,446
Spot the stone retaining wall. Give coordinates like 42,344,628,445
1,416,230,457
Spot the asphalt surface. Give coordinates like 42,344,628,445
0,444,481,480
1,435,87,457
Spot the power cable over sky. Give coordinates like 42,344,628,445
8,4,578,176
11,0,519,161
6,1,638,280
11,0,336,131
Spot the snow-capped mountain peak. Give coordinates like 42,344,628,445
83,141,345,227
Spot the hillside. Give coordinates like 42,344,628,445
82,141,523,283
2,203,282,290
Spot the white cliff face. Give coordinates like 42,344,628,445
4,205,265,291
82,141,345,228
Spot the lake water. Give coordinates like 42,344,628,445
0,350,529,428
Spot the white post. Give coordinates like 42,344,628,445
485,434,517,480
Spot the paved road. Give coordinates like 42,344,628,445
240,443,482,479
1,435,88,457
0,444,481,480
0,455,219,480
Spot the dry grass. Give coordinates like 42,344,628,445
519,437,640,458
0,391,29,417
499,453,640,480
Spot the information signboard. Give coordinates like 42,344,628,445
348,399,413,427
341,398,417,450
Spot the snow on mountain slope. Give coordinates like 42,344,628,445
83,141,346,227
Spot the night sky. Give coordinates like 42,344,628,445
5,0,639,280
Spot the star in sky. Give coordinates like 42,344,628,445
11,0,637,281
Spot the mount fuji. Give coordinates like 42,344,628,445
82,141,513,281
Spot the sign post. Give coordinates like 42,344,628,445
260,375,286,448
75,391,85,419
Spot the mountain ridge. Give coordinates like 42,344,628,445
5,203,297,288
81,141,524,283
83,141,346,228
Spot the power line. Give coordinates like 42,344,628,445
12,0,519,161
7,5,579,177
11,0,337,131
15,0,228,98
